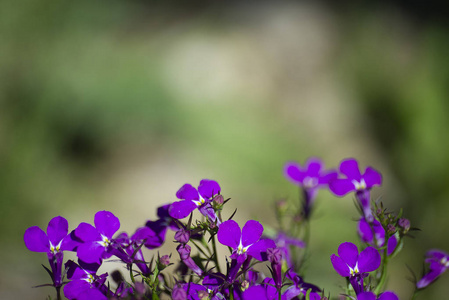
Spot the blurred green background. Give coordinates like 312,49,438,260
1,0,449,298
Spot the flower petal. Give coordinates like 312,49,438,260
357,292,376,300
363,167,382,188
176,184,199,201
329,179,355,196
358,246,381,273
75,223,101,242
95,211,120,239
306,158,323,176
417,269,444,289
340,158,362,180
387,234,398,256
24,226,49,252
378,291,399,300
358,218,373,243
63,280,91,299
243,286,267,300
169,200,197,219
198,179,221,199
284,162,305,184
247,239,276,261
338,242,358,269
330,254,351,277
241,220,263,247
217,220,241,249
77,241,105,264
318,170,338,185
47,216,69,246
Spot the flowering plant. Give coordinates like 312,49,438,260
24,158,447,299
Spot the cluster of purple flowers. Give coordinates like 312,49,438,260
24,158,448,299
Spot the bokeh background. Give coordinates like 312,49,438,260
1,0,449,298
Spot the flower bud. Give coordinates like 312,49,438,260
387,224,396,235
172,284,187,300
241,280,249,291
158,255,170,270
213,194,224,205
398,218,410,233
198,290,209,300
174,228,190,244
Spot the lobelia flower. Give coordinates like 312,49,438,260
24,216,76,287
218,219,275,282
145,204,179,249
63,260,108,300
357,291,399,300
284,158,337,219
113,229,152,276
267,247,283,289
329,158,382,222
330,242,381,294
74,210,120,264
417,249,449,289
177,243,203,276
242,278,290,300
273,231,305,268
358,218,398,256
282,270,321,300
169,179,221,224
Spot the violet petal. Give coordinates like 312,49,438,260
169,200,197,219
47,216,69,246
357,246,381,273
340,158,362,180
24,226,49,252
378,291,399,300
284,162,305,184
241,220,263,247
363,167,382,188
330,254,351,277
198,179,221,199
217,220,241,249
338,242,358,269
329,179,355,196
176,184,199,201
94,211,120,239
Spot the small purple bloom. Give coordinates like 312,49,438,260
177,243,203,276
218,219,275,263
63,260,108,300
331,242,381,277
145,204,179,249
282,270,321,300
417,249,449,289
358,218,398,256
284,158,337,218
169,179,221,223
330,242,381,294
24,216,76,286
274,231,305,268
74,211,120,264
329,159,382,221
357,291,398,300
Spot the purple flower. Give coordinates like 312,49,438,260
330,242,381,294
177,243,203,276
74,211,120,264
358,218,398,256
218,219,275,263
242,278,280,300
357,291,398,300
24,216,76,286
329,159,382,221
284,158,337,218
282,270,321,300
417,249,449,289
274,231,305,268
63,260,108,300
145,204,179,249
169,179,221,223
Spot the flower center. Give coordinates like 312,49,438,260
303,176,318,189
441,257,449,268
237,242,250,255
193,195,206,207
83,273,95,284
352,179,367,191
98,235,111,247
49,241,62,254
350,264,360,276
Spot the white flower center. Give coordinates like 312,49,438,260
303,176,318,189
237,241,250,255
83,273,95,284
352,179,367,191
98,235,111,247
350,264,360,276
49,241,62,254
441,257,449,268
193,195,206,207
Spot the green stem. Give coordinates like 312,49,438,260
55,286,61,300
212,234,222,274
374,249,389,294
410,288,419,300
129,263,136,284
